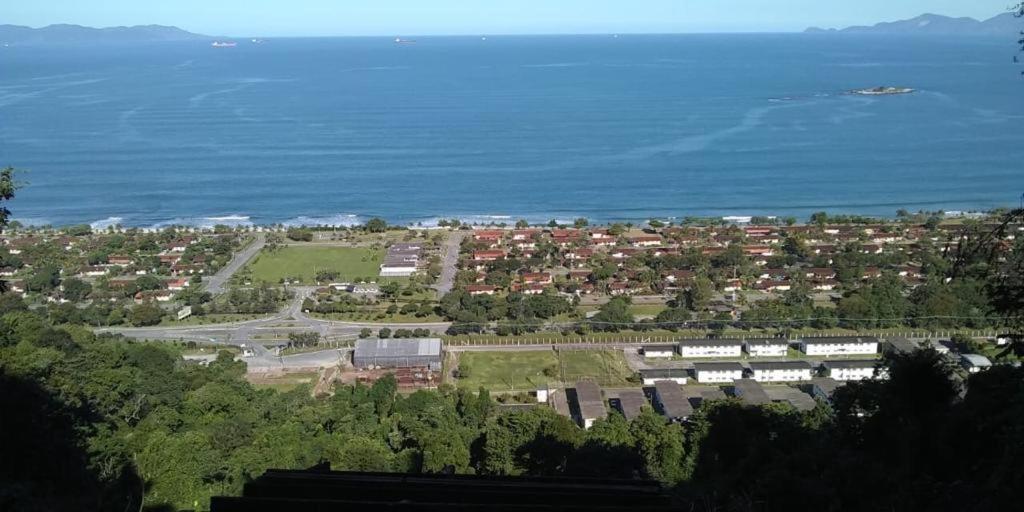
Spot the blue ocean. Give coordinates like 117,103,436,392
1,34,1022,228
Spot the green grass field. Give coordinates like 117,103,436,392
456,349,635,391
558,350,635,386
457,351,559,391
246,246,384,284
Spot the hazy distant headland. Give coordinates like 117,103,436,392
0,24,213,44
805,12,1020,36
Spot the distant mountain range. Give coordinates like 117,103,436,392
0,24,211,44
806,12,1021,35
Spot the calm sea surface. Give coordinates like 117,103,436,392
1,35,1022,227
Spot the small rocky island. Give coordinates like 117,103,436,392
851,86,915,96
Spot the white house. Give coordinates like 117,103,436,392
679,339,743,358
959,354,993,374
639,368,689,386
749,361,814,383
640,344,677,359
800,336,879,357
822,360,881,381
694,362,745,384
745,338,789,358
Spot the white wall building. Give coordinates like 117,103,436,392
749,361,814,383
800,337,879,357
694,362,745,384
641,344,677,359
680,339,743,358
745,338,790,358
639,368,689,386
822,360,881,381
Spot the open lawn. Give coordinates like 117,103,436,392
246,245,385,284
247,371,319,392
455,349,635,391
456,351,559,391
558,350,635,386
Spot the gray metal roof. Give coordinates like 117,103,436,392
693,362,745,372
765,387,817,411
732,379,771,405
639,368,690,379
960,354,993,367
653,381,694,419
641,344,678,351
614,389,647,420
886,337,920,353
680,338,744,347
801,336,879,345
575,381,607,420
744,338,790,346
354,338,442,359
811,377,842,397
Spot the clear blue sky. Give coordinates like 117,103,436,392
2,0,1015,36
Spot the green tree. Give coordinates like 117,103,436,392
130,302,165,326
590,297,634,332
365,218,387,233
61,278,93,302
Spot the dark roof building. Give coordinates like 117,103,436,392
811,377,842,402
731,379,771,406
765,387,817,411
639,368,689,384
574,381,607,429
653,380,694,421
612,389,648,421
679,339,744,347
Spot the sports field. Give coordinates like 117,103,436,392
246,246,384,284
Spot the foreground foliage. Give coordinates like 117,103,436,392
2,293,1023,511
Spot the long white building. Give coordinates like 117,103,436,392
822,360,881,381
800,336,879,357
693,362,745,384
744,338,790,358
679,339,743,358
639,368,689,385
749,361,814,383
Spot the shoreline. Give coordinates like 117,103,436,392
7,207,999,232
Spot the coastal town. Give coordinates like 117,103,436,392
1,209,1019,412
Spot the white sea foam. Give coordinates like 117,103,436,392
90,217,124,230
147,214,253,229
415,214,580,227
281,214,363,227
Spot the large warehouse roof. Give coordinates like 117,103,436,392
354,338,442,359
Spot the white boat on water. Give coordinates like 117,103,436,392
211,41,237,48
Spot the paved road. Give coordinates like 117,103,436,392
204,233,265,295
432,230,468,298
101,288,451,370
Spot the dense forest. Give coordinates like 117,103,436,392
2,299,1023,511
